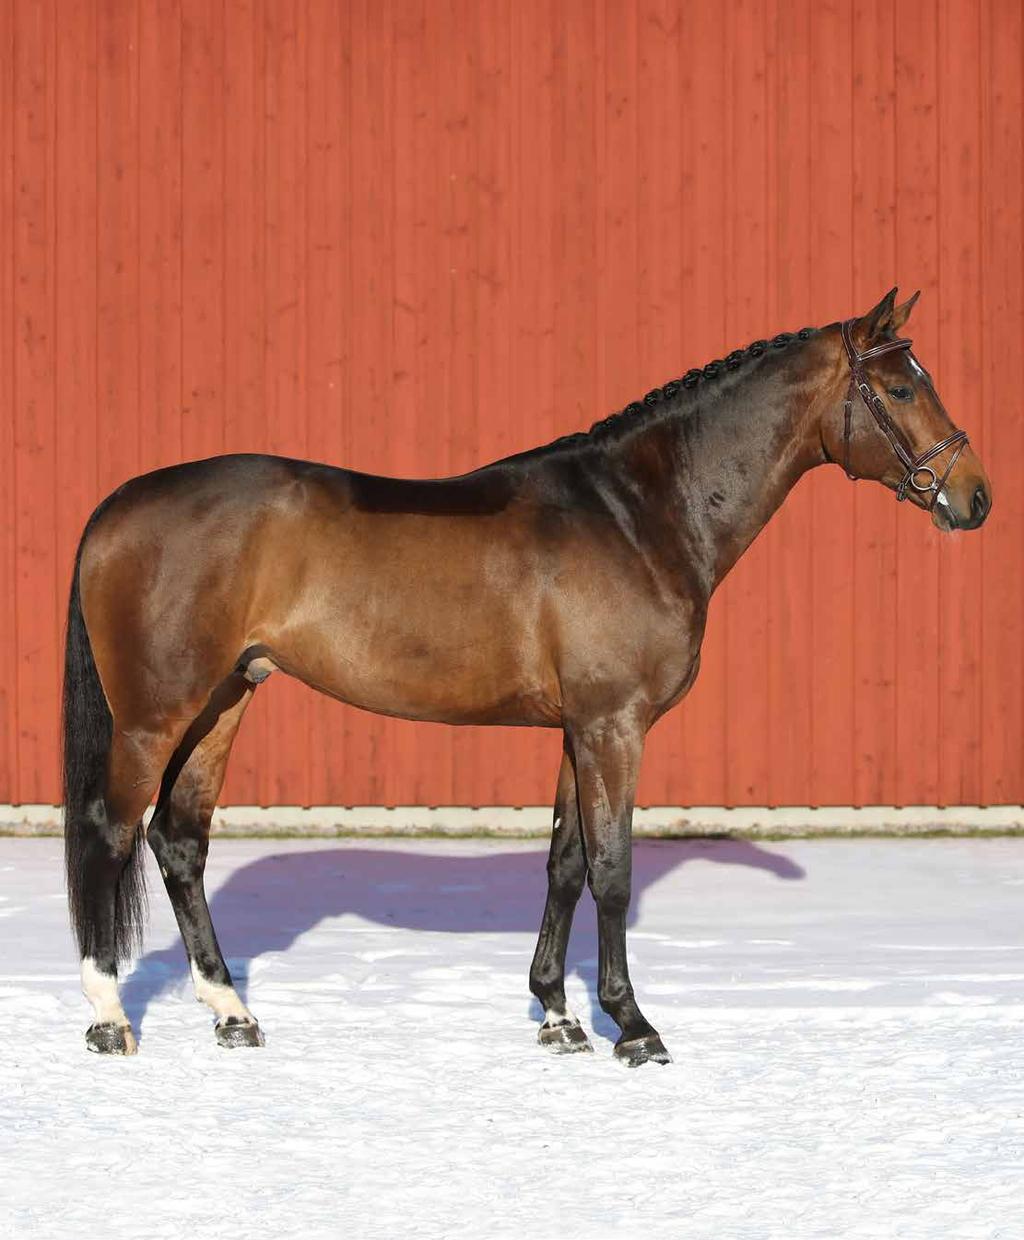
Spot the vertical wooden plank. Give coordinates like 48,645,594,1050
633,0,682,404
138,0,183,474
674,0,728,805
554,0,599,440
633,0,684,806
851,0,898,805
893,0,941,805
263,0,309,805
596,0,637,416
390,0,423,481
473,0,514,467
345,0,393,485
96,0,140,498
223,0,266,453
220,0,268,804
937,0,984,804
180,0,224,461
440,0,478,483
978,0,1023,802
13,0,58,802
55,0,99,755
805,0,855,805
0,0,18,799
766,0,814,806
722,0,771,805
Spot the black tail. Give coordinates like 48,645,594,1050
62,541,146,965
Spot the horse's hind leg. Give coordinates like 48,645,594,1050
528,742,593,1053
78,729,178,1055
146,674,264,1048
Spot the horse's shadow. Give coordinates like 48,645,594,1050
122,838,805,1041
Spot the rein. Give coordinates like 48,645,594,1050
840,318,968,509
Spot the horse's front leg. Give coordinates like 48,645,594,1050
529,741,592,1053
572,710,670,1067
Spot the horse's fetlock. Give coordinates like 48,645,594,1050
528,965,561,1005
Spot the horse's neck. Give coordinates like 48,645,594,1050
627,382,823,597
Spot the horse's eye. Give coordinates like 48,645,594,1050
889,385,914,402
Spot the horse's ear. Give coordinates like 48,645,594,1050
852,287,899,348
891,289,920,333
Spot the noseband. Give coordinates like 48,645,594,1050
840,319,968,509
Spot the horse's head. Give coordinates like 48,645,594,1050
822,288,991,531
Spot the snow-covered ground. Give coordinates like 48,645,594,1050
2,836,1023,1239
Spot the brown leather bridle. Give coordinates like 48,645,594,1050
840,318,968,510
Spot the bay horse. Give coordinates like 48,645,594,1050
63,288,991,1063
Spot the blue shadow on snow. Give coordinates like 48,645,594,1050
121,838,804,1042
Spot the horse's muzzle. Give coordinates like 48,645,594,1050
934,481,991,531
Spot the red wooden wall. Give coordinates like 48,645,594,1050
1,0,1021,809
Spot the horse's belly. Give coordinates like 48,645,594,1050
271,599,562,727
241,501,570,725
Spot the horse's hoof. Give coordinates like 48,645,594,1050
85,1022,137,1056
538,1020,594,1054
215,1017,265,1049
614,1032,672,1067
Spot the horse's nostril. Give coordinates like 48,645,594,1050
971,485,990,524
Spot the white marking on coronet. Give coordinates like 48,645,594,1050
543,1003,577,1028
81,956,128,1026
189,960,256,1025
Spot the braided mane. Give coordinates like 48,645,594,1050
586,325,818,441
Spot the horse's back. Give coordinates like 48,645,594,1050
82,451,531,534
